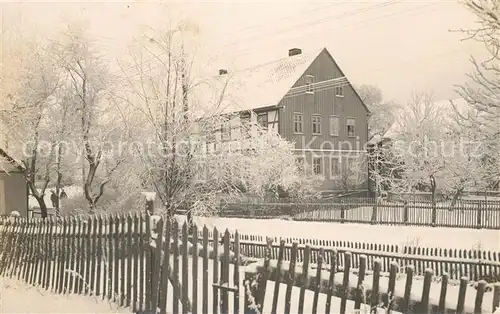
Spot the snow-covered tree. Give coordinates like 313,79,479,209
445,102,494,202
371,93,449,204
453,0,500,190
356,84,400,140
114,19,321,219
0,32,64,218
51,23,129,212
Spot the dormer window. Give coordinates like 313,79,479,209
305,75,314,94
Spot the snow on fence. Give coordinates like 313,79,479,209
244,241,500,314
0,213,500,313
195,229,500,283
220,198,500,229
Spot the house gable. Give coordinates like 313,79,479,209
277,48,370,152
280,48,370,114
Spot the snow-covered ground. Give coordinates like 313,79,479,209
29,186,82,209
0,277,130,313
186,216,500,251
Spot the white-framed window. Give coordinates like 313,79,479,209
312,157,322,175
305,75,314,94
329,115,339,136
346,117,356,137
293,113,303,134
344,156,358,179
335,85,344,97
312,115,321,135
330,157,341,179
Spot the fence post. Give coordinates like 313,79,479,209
150,216,165,313
144,192,155,214
431,201,437,226
145,212,152,311
476,201,482,229
403,200,409,225
340,200,345,223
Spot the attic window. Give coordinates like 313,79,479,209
305,75,314,94
335,85,344,97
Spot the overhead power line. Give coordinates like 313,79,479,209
108,1,452,86
213,0,403,52
229,2,441,59
214,1,348,39
110,1,417,80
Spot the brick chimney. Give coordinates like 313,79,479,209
288,48,302,57
219,69,228,75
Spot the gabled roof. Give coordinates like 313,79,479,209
320,48,370,114
191,48,324,117
0,148,25,173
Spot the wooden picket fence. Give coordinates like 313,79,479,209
1,213,500,313
244,240,500,314
0,213,241,313
220,198,500,229
196,230,500,283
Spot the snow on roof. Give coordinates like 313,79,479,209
190,48,324,117
0,147,24,172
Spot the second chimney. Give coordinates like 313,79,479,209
219,69,228,75
288,48,302,57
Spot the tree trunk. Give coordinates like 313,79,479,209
451,187,464,208
430,176,437,225
55,174,61,216
34,196,48,219
186,210,193,234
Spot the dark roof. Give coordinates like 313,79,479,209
191,47,370,117
191,48,323,117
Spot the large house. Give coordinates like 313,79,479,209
194,47,370,192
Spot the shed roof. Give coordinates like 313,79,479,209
0,148,25,173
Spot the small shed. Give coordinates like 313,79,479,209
0,148,28,217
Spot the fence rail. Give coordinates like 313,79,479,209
220,198,500,229
195,230,500,282
244,240,500,314
0,213,499,313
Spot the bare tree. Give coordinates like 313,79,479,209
446,102,493,203
370,93,449,205
0,35,62,218
115,21,320,219
52,24,126,212
45,90,79,215
453,0,500,191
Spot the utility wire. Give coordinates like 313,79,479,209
109,1,452,85
214,1,348,39
213,0,402,52
109,1,404,79
230,2,440,59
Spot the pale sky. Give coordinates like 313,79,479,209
0,0,485,104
